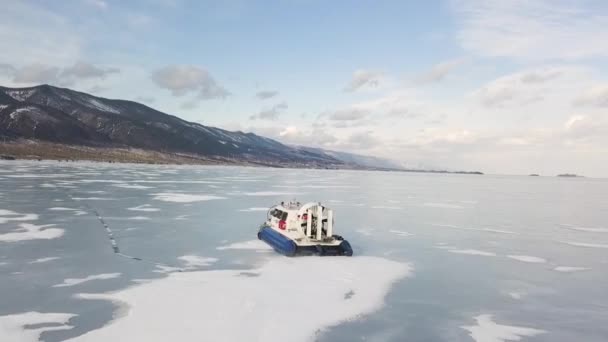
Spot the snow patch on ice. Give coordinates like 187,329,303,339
0,209,38,224
71,197,114,201
48,207,78,211
242,191,300,196
554,266,590,272
0,311,76,342
0,223,64,242
448,249,496,256
128,204,160,212
152,193,225,203
507,255,547,263
389,230,413,237
178,255,218,268
29,257,60,264
238,207,269,212
67,257,411,342
53,273,121,288
462,314,546,342
560,224,608,233
128,216,150,221
559,241,608,249
112,184,154,190
423,202,464,209
217,239,273,251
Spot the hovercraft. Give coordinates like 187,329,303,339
257,201,353,257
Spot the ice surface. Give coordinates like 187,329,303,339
53,273,121,288
0,311,76,342
430,223,516,235
0,209,38,224
68,257,411,342
0,224,64,242
29,257,60,264
216,239,272,251
127,204,160,212
507,255,547,263
561,225,608,233
239,207,270,212
48,207,79,211
242,191,300,196
112,184,154,190
389,230,413,237
560,241,608,249
462,314,546,342
127,216,150,220
423,202,464,209
448,249,496,256
178,255,218,268
71,197,113,201
152,193,226,203
554,266,590,272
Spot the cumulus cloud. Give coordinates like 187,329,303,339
452,0,608,60
250,102,288,120
344,69,384,92
416,59,464,84
328,108,369,121
152,65,230,100
574,85,608,107
2,62,119,85
61,61,119,80
12,64,61,84
472,66,589,107
255,90,278,99
84,0,108,10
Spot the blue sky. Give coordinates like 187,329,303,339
1,0,608,176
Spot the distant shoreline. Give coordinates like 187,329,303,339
0,140,484,175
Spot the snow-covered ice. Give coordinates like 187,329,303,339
53,273,121,288
462,314,546,342
29,257,60,264
506,255,547,263
238,207,269,212
559,241,608,249
0,311,76,342
217,239,272,251
0,209,38,224
152,193,226,203
448,249,496,256
554,266,590,272
68,257,411,342
178,255,218,268
128,204,160,212
0,224,64,242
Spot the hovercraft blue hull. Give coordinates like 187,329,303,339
257,226,353,257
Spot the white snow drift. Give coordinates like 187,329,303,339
0,224,64,242
0,311,76,342
69,257,410,342
462,314,546,342
53,273,121,288
152,193,225,203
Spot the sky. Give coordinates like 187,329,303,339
1,0,608,176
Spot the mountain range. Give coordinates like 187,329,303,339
0,84,398,169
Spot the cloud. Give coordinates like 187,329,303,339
472,66,589,107
574,85,608,107
61,61,119,80
338,131,381,150
344,69,384,92
452,0,608,60
328,108,369,121
152,65,230,100
255,90,278,99
250,102,288,120
3,62,120,85
84,0,108,10
135,96,155,104
416,59,464,84
12,64,61,84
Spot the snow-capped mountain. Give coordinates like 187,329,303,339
0,84,392,168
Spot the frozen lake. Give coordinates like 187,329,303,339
1,160,607,342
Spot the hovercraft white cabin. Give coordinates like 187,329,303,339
257,201,353,256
